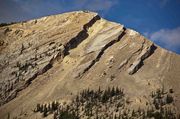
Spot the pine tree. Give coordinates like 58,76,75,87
102,90,108,103
166,94,173,104
43,106,48,117
107,87,111,96
111,86,115,97
7,112,10,119
35,103,40,112
20,44,25,54
52,101,55,111
40,104,43,113
114,114,117,119
116,87,120,95
132,110,135,117
98,86,101,93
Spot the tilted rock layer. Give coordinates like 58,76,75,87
0,11,180,118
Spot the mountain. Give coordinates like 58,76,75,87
0,11,180,119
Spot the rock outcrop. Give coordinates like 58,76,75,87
127,42,155,75
0,12,100,105
0,11,180,119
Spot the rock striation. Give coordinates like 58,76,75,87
0,12,100,105
0,11,180,119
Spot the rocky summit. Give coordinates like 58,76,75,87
0,11,180,119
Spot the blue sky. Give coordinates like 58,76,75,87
0,0,180,54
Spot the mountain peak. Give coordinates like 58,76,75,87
0,11,180,118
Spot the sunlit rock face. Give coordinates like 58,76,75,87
0,11,180,118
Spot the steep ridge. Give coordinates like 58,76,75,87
0,11,100,106
0,11,180,119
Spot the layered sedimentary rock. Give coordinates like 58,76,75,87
0,11,180,118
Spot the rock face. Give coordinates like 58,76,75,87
0,12,100,105
0,11,180,118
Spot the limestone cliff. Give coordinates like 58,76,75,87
0,11,180,118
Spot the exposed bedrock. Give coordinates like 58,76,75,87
127,43,157,75
0,13,101,105
64,14,100,52
72,25,126,78
0,11,180,119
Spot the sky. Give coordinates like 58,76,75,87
0,0,180,54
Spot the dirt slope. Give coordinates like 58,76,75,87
0,11,180,118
